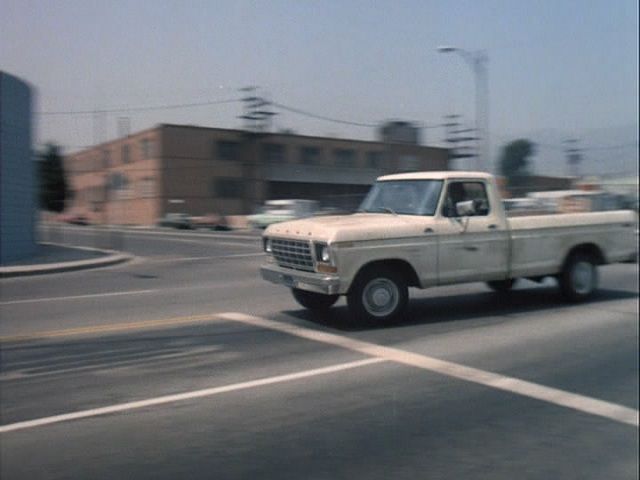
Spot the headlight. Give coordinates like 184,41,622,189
314,243,332,263
263,237,272,253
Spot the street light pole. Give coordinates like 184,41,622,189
437,46,489,172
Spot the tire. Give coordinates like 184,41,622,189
291,288,339,311
347,267,408,324
486,279,516,293
559,253,598,302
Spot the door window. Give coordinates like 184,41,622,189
442,181,490,217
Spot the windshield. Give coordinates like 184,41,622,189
359,180,443,216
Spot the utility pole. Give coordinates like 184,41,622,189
237,87,278,214
239,86,277,133
563,138,583,178
443,114,477,169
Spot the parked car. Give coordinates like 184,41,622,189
58,211,90,225
157,213,193,229
248,199,319,229
190,213,231,231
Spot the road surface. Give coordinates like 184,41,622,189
1,225,638,479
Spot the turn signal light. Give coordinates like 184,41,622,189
316,264,337,274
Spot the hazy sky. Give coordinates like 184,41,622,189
2,0,638,174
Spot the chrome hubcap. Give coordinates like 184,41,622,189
362,278,399,317
572,261,594,295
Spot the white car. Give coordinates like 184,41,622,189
248,199,319,229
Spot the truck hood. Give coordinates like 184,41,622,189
264,213,428,242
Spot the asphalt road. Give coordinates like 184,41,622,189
1,225,638,479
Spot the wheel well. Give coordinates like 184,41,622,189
564,243,605,268
352,259,421,289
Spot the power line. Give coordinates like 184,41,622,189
535,141,638,151
38,94,438,130
270,101,378,128
37,93,637,152
38,98,241,116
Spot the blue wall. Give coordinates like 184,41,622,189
0,71,36,264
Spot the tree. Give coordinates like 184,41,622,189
498,139,536,194
39,143,70,212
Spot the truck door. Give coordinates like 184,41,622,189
435,180,509,284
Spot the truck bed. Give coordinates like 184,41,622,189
507,210,637,278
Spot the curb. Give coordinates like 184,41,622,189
0,243,133,278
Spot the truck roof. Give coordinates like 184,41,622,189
377,171,494,181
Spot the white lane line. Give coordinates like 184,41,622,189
0,357,384,433
0,273,263,306
219,312,640,428
0,289,158,305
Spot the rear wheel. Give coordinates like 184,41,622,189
347,267,408,324
291,289,339,311
559,253,598,302
486,279,516,293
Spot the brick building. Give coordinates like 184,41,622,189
65,124,450,225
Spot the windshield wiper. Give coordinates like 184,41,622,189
381,207,397,215
361,207,397,215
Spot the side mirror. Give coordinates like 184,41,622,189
455,200,476,217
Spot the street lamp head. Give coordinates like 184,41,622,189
437,46,457,53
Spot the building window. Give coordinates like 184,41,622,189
262,143,285,163
217,140,240,161
140,139,154,159
108,172,133,199
139,177,156,198
399,154,419,171
213,178,244,198
334,149,355,168
300,146,321,165
122,144,131,164
367,151,383,169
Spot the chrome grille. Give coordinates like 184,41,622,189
271,239,314,272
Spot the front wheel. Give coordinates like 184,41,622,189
291,289,339,311
559,253,598,302
347,267,408,324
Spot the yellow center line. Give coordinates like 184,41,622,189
0,313,224,343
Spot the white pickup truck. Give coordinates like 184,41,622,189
260,171,637,323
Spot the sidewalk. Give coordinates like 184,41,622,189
0,243,132,278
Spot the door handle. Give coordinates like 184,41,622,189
488,224,498,230
424,227,434,234
463,245,479,252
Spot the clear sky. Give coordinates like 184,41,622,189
2,0,638,174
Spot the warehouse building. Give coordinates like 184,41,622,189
65,123,450,225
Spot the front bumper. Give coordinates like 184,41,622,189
260,264,341,295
